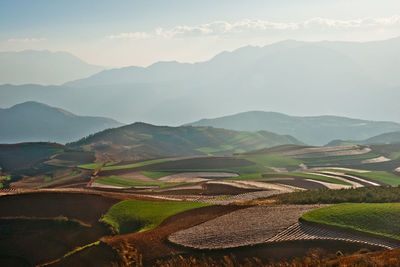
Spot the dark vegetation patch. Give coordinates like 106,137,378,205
0,192,118,225
49,241,123,267
0,218,111,266
347,158,400,172
100,157,253,176
370,143,400,158
51,151,95,165
0,142,65,172
274,186,400,204
242,144,310,156
201,183,263,195
301,152,378,167
154,240,382,267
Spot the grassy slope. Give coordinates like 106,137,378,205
343,170,400,186
78,162,103,170
36,170,79,189
95,176,184,188
302,152,378,165
243,154,302,168
101,200,210,234
101,158,170,171
302,203,400,240
275,186,400,204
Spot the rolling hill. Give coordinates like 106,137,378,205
328,131,400,146
0,101,123,144
0,50,104,85
187,111,400,146
2,38,400,125
68,122,303,161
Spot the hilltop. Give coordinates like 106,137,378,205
69,122,303,161
0,101,123,144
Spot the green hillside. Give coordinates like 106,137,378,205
69,122,303,161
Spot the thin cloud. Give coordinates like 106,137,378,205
107,15,400,40
106,32,150,40
7,38,46,43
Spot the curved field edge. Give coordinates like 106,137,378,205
301,203,400,241
101,200,211,234
95,176,185,188
272,186,400,204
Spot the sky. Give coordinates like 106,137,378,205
1,0,400,67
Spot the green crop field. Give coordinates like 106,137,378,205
77,162,103,170
101,158,170,171
95,175,184,188
302,203,400,240
196,145,234,154
302,152,378,165
36,170,79,189
275,186,400,204
102,200,211,234
0,175,11,188
242,154,302,168
342,171,400,186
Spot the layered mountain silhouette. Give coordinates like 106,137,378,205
0,50,104,85
187,111,400,146
1,37,400,124
328,131,400,146
0,102,122,143
69,122,303,160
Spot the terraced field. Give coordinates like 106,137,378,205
168,205,323,249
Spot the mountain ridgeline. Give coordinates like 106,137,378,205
2,37,400,125
327,131,400,146
68,122,303,161
0,50,104,85
187,111,400,146
0,101,123,144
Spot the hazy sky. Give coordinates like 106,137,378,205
1,0,400,67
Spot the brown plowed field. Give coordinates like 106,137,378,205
168,205,325,249
267,222,400,249
104,205,244,265
0,192,119,225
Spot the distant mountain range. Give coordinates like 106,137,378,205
1,37,400,124
328,131,400,146
68,122,303,161
0,102,122,144
0,50,104,85
187,111,400,146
